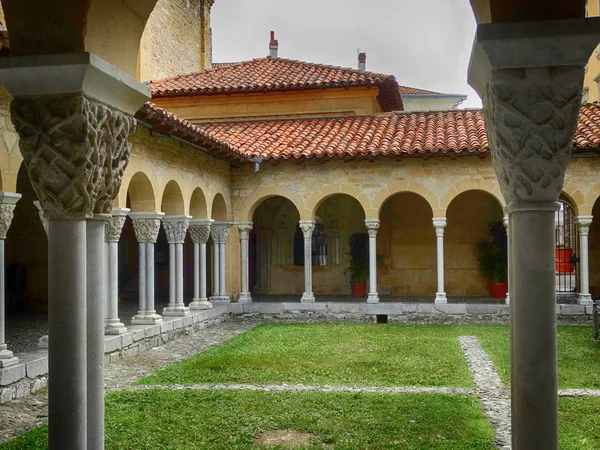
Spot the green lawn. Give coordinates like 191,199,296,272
0,390,496,450
559,397,600,450
137,323,475,388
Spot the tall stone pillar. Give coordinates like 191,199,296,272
162,215,191,316
188,219,213,310
299,220,315,303
365,219,380,304
0,192,20,367
105,208,129,334
432,217,447,304
576,216,593,306
211,223,231,302
210,235,219,300
468,19,600,449
1,52,146,449
503,215,510,305
238,222,253,303
130,212,164,325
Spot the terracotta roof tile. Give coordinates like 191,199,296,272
397,86,442,95
148,57,403,112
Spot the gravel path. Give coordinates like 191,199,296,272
459,336,512,450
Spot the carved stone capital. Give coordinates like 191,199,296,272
576,215,594,236
0,192,21,239
299,220,315,238
130,212,164,244
211,222,231,244
237,222,253,240
10,93,136,220
189,219,213,245
432,217,447,237
163,215,191,244
365,219,380,238
105,208,130,243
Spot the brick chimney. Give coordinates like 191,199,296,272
269,31,279,58
358,52,366,71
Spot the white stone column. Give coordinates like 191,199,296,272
299,220,315,303
162,215,191,316
211,236,219,299
130,212,164,325
503,215,510,305
0,192,20,367
188,219,213,310
211,223,231,302
104,208,129,334
365,219,380,304
433,217,447,304
238,222,253,303
576,215,593,306
468,21,600,449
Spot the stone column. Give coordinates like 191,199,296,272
468,20,600,449
130,212,164,325
211,223,231,302
238,222,253,303
503,215,510,305
365,219,380,304
211,236,219,300
188,219,213,310
432,218,447,304
32,201,49,349
0,192,20,367
162,215,191,316
576,216,594,306
104,208,129,334
3,52,145,448
299,220,315,303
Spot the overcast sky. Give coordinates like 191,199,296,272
211,0,482,108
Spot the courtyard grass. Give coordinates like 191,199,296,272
0,390,496,450
559,397,600,450
137,323,475,388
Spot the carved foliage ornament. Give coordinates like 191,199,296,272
11,94,136,220
211,224,230,244
189,224,211,245
163,219,190,244
132,218,161,244
299,221,315,238
0,203,16,239
105,214,127,243
483,67,584,204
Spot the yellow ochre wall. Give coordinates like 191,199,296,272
584,0,600,102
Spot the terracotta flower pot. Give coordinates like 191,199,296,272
351,282,367,298
489,282,508,299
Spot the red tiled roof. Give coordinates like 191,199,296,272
148,57,404,112
136,102,600,163
398,86,442,95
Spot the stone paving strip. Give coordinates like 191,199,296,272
110,383,476,395
558,388,600,397
459,336,512,450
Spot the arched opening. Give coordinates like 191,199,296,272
211,193,228,221
5,165,48,352
446,190,504,298
555,195,578,298
589,196,600,298
378,192,435,297
190,188,208,219
313,194,365,297
127,172,156,212
161,180,185,216
251,196,301,297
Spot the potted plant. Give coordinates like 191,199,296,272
475,220,508,299
344,233,370,297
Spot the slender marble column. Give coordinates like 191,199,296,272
162,215,191,316
0,192,20,367
365,219,380,304
188,219,213,310
299,220,315,303
130,212,164,325
433,218,447,304
576,215,594,306
503,215,510,305
467,22,600,448
238,222,253,303
212,223,231,302
211,236,219,300
104,208,129,334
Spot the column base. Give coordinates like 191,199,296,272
434,292,447,304
131,311,163,325
0,348,18,367
189,299,214,310
162,305,191,317
578,293,593,306
105,320,127,335
238,292,252,304
38,335,48,349
301,292,315,303
505,293,510,305
367,293,380,304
